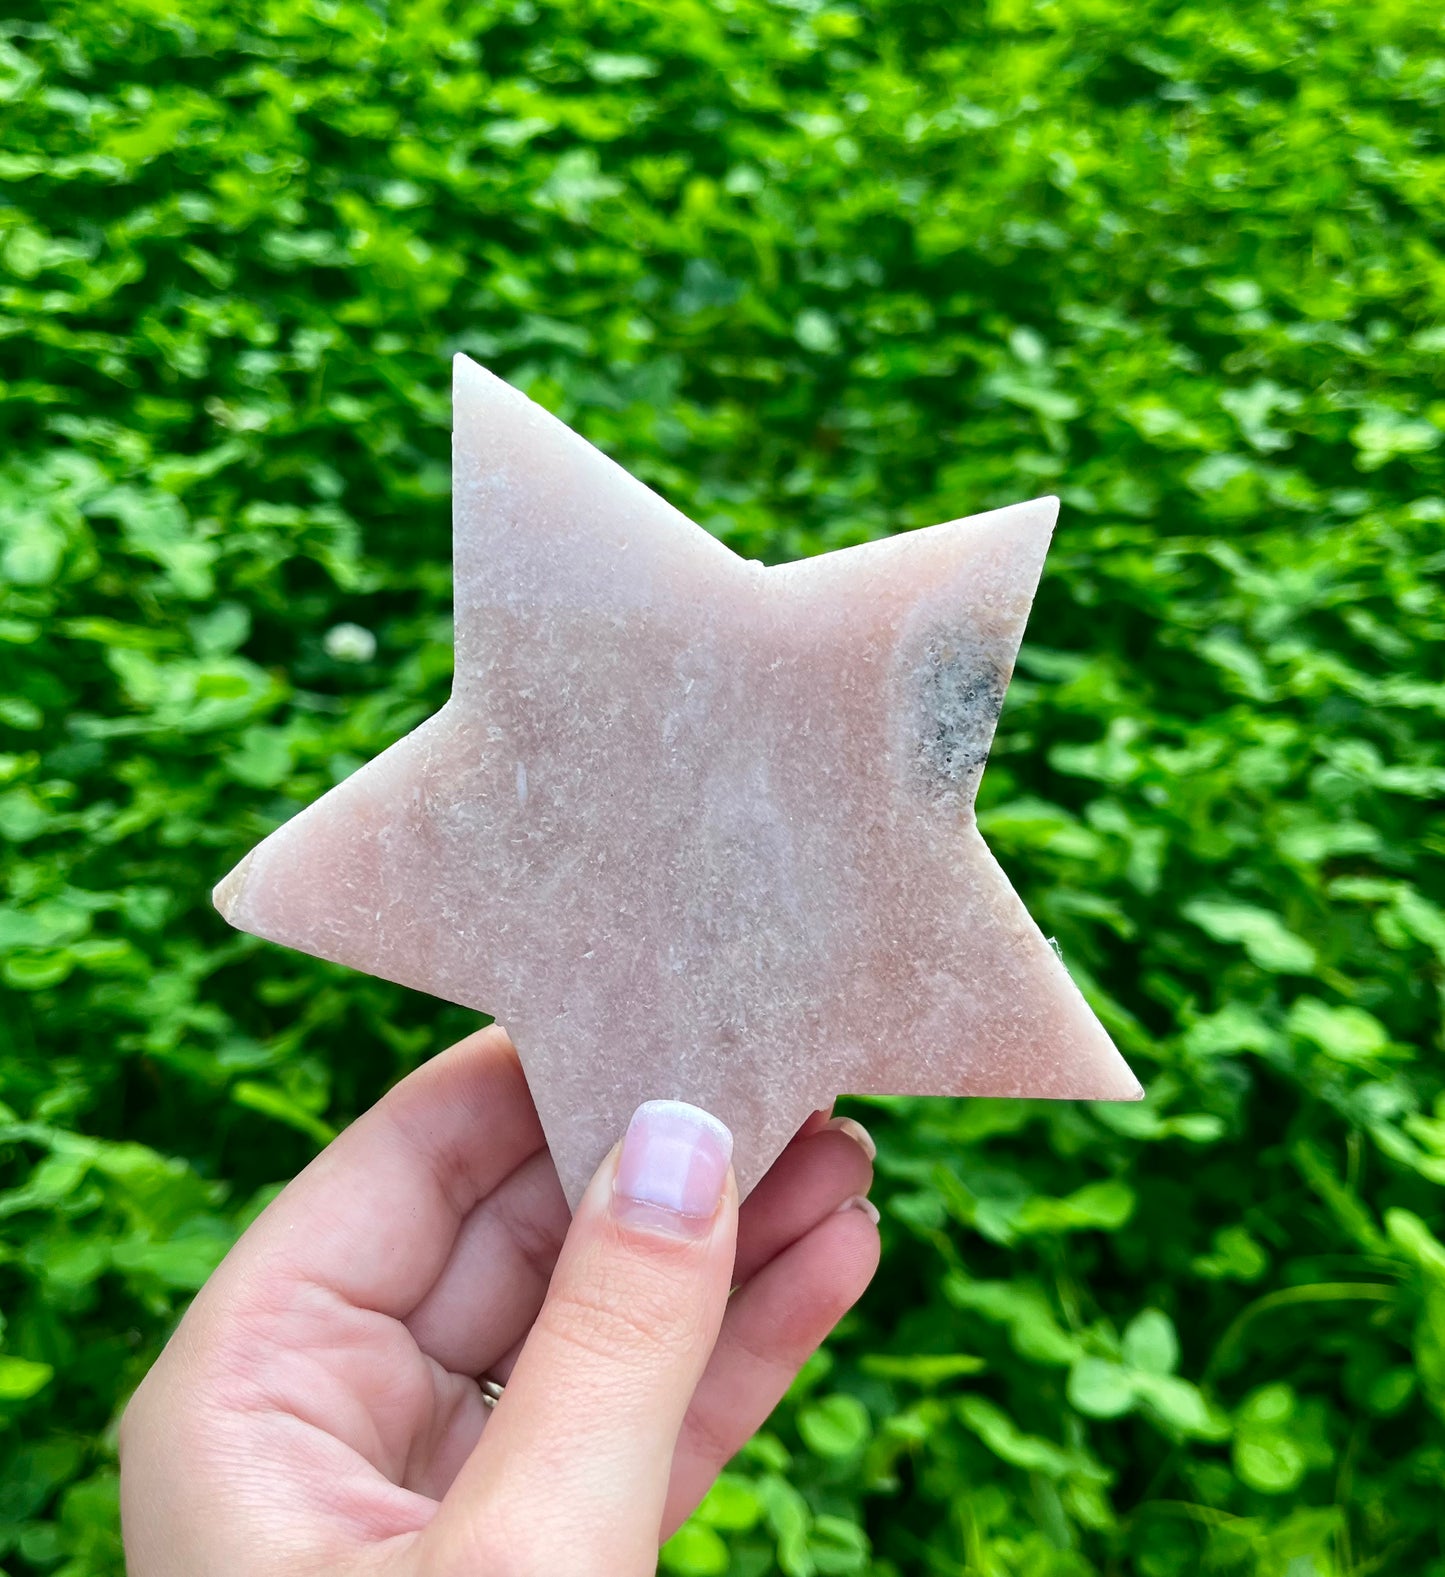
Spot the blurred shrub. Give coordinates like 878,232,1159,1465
1,0,1442,1572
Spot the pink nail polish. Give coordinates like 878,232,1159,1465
613,1100,733,1235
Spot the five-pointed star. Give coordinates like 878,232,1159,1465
215,356,1141,1205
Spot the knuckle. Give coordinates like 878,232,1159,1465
538,1281,667,1368
539,1256,702,1371
679,1396,745,1478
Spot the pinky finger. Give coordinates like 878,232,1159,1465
662,1197,881,1537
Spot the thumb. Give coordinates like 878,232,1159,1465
426,1101,738,1577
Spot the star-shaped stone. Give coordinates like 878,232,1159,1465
215,356,1140,1205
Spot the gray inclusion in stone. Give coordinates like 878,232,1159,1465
913,632,1007,793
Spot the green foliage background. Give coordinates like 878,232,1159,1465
2,0,1443,1571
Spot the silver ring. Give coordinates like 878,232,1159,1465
479,1376,505,1410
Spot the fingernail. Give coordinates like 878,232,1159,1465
835,1194,881,1226
613,1100,733,1237
822,1115,876,1161
797,1108,832,1139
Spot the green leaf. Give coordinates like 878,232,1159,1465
1233,1384,1309,1492
231,1081,336,1147
695,1472,763,1532
1192,1225,1269,1283
945,1279,1082,1365
956,1397,1100,1482
0,1356,55,1402
1016,1179,1136,1235
1385,1209,1445,1284
586,53,659,83
1350,408,1441,469
808,1514,871,1575
860,1353,987,1386
110,1229,230,1292
3,951,75,990
794,310,841,355
1182,900,1318,973
1288,998,1391,1062
797,1394,871,1460
1234,1432,1308,1494
224,727,294,789
0,788,53,843
660,1522,729,1576
1068,1359,1137,1419
1133,1373,1229,1440
0,513,67,586
1122,1309,1180,1375
1363,1367,1416,1415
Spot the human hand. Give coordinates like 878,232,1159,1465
119,1028,880,1576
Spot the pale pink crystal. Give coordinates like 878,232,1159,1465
214,356,1141,1206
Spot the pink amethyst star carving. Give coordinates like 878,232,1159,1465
214,356,1141,1206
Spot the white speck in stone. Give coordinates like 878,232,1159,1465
516,761,528,806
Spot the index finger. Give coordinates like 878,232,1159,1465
212,1027,546,1319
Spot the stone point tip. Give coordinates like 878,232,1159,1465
934,492,1058,548
452,350,494,396
1006,492,1059,533
211,851,252,925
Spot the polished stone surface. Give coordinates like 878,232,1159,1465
215,356,1140,1205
